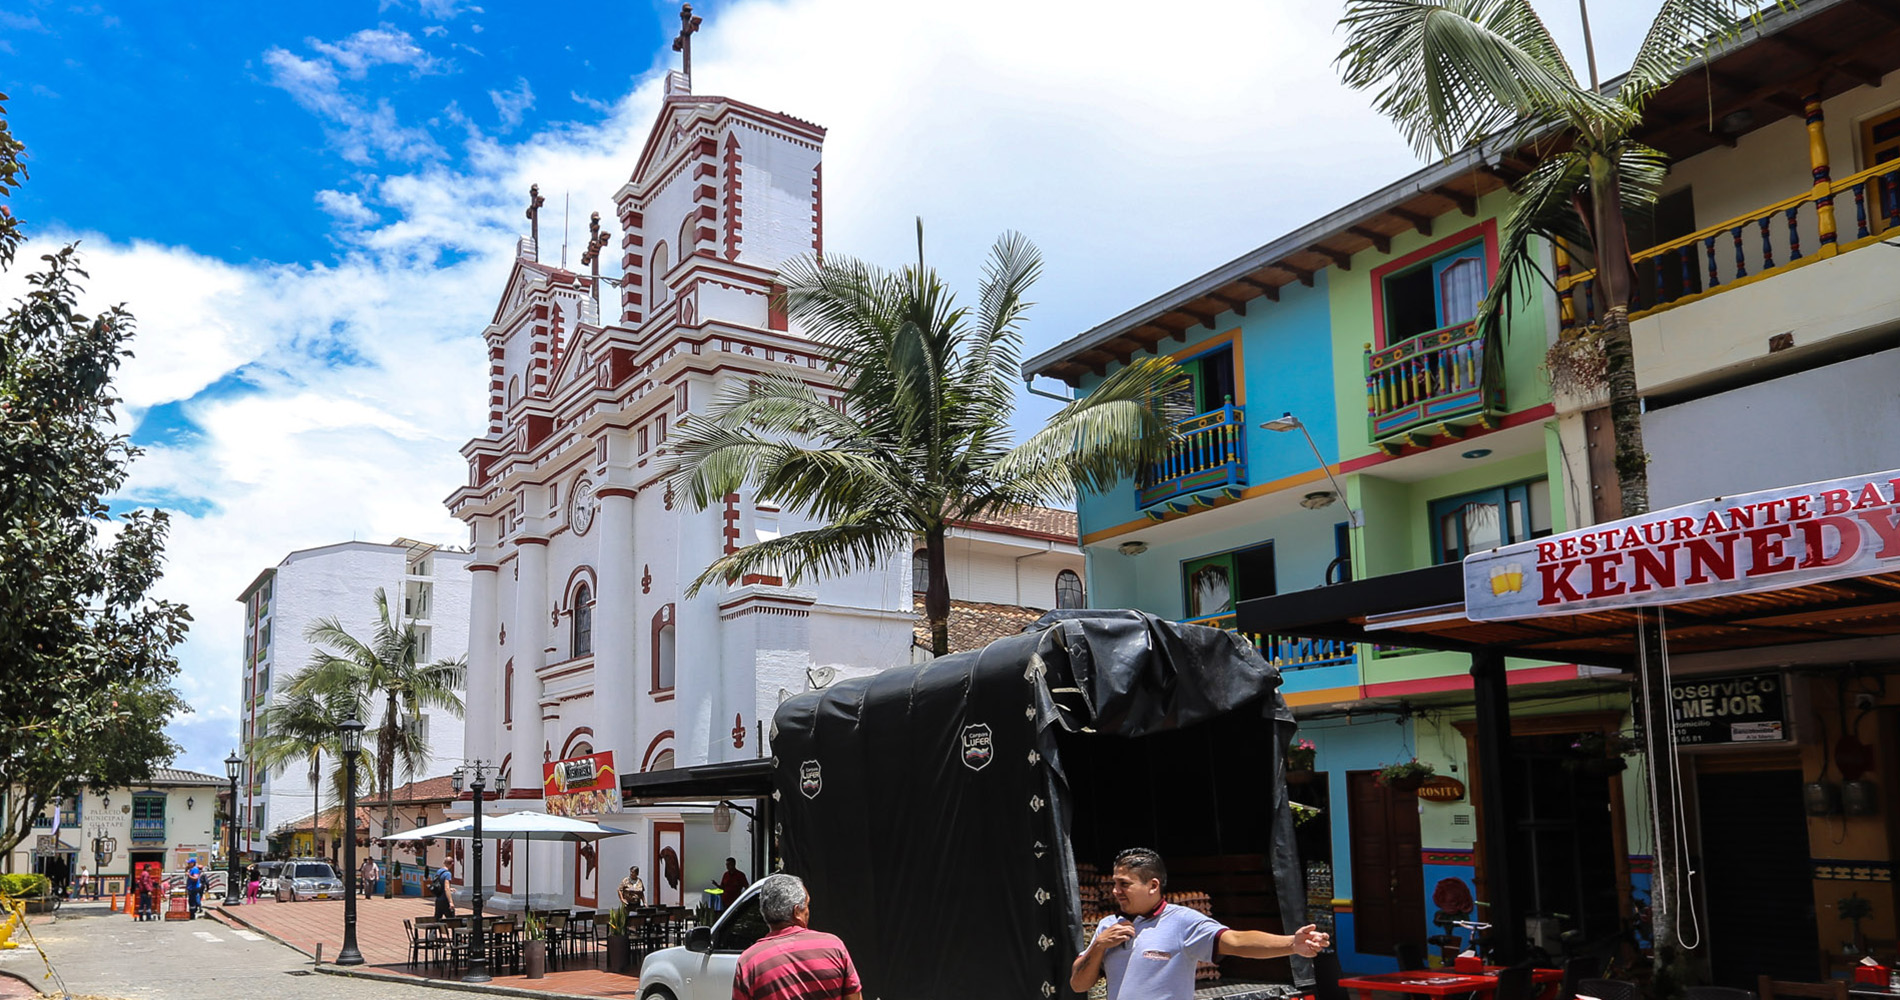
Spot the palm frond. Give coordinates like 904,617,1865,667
684,517,915,596
1337,0,1615,157
1476,149,1592,341
1621,0,1781,111
993,357,1186,501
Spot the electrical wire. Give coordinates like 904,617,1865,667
1655,610,1701,951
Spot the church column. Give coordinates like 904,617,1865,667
512,499,551,794
593,439,639,794
463,516,503,766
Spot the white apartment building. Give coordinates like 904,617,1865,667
236,539,471,855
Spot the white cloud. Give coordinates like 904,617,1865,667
489,76,535,131
262,26,447,164
16,0,1671,775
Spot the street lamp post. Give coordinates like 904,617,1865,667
335,716,366,966
223,751,243,907
451,761,507,983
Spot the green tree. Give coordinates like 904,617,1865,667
1334,1,1769,983
250,685,374,858
292,587,464,893
0,93,192,857
666,224,1183,657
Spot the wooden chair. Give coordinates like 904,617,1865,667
489,919,521,976
1757,979,1847,1000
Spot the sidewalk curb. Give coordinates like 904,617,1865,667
212,906,630,1000
314,963,631,1000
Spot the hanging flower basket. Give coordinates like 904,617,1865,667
1287,739,1318,773
1377,759,1435,792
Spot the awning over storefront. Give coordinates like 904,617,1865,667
1240,470,1900,666
618,758,774,806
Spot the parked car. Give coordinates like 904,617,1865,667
274,859,343,902
638,881,771,1000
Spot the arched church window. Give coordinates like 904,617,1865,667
508,376,519,405
1055,569,1085,610
652,604,676,695
651,241,670,305
572,584,593,657
679,214,696,259
912,548,929,593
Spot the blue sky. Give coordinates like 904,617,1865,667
0,0,1673,784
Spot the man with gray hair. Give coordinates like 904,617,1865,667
731,874,862,1000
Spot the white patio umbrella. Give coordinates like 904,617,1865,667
387,811,632,909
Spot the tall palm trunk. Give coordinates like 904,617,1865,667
1589,163,1684,982
309,749,322,858
924,525,951,658
381,688,399,898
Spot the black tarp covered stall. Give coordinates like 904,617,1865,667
769,610,1309,999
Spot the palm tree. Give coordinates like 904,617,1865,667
1336,0,1769,519
294,587,465,896
250,686,370,860
1335,3,1769,981
666,224,1184,657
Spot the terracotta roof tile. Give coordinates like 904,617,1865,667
952,504,1077,540
912,596,1049,654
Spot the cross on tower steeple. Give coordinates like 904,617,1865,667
581,211,612,300
525,183,547,250
672,4,703,87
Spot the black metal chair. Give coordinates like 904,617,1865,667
1560,955,1603,999
1578,978,1640,1000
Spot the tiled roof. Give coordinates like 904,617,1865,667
273,804,373,835
912,596,1049,654
382,775,457,803
953,505,1077,541
146,767,226,786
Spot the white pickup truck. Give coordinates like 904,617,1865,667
636,881,772,1000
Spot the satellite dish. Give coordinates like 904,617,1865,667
807,665,838,689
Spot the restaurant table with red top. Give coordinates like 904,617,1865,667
1338,967,1565,1000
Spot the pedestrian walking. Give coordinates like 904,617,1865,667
731,874,861,1000
431,863,454,920
616,865,646,908
246,868,262,904
77,865,90,900
359,857,380,899
184,860,207,918
1069,847,1328,1000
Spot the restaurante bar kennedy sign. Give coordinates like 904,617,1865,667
1465,469,1900,621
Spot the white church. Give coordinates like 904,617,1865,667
443,59,1081,911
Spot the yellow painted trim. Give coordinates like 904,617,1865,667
1079,465,1335,545
1286,685,1363,708
1166,327,1247,407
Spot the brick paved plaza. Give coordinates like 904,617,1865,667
215,896,643,998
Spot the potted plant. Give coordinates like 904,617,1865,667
1287,738,1318,774
1838,891,1874,955
606,905,630,973
1377,759,1435,792
1290,801,1324,826
523,911,547,979
1566,732,1643,776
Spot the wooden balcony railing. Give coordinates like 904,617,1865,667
1557,158,1900,328
1183,612,1357,670
1363,321,1504,451
1136,403,1246,510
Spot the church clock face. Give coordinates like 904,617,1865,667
568,478,598,536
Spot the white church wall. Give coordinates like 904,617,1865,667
738,128,822,267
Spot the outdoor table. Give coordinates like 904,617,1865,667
1339,967,1565,1000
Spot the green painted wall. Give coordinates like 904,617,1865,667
1326,189,1556,465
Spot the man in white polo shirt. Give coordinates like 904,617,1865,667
1070,847,1330,1000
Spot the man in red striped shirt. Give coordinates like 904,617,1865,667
731,874,862,1000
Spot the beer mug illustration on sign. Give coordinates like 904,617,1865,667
1489,563,1525,596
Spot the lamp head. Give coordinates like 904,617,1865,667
1117,540,1149,557
1261,412,1301,433
450,768,465,794
1301,491,1338,510
225,751,242,781
338,715,365,755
